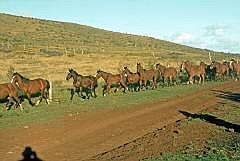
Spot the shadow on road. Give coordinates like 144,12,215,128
211,89,240,103
19,146,43,161
179,110,240,133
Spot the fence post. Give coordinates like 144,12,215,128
65,48,68,56
73,48,76,55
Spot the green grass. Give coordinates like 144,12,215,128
143,89,240,161
145,135,240,161
0,81,223,128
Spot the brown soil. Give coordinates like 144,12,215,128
0,81,239,161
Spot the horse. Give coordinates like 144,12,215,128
96,70,127,96
0,82,23,110
210,61,229,81
11,72,51,106
136,63,157,90
156,63,177,86
66,68,97,100
230,60,240,80
122,66,140,92
180,61,205,84
205,64,216,81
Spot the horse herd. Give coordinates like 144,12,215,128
1,59,240,111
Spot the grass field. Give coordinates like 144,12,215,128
0,81,224,128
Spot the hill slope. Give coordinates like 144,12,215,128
0,13,236,58
0,13,239,82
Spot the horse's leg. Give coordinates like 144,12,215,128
152,77,156,89
139,80,143,90
93,86,97,97
169,77,172,86
120,82,127,93
137,82,140,91
102,85,106,96
44,89,50,104
144,80,148,90
80,87,83,98
35,89,45,106
40,89,50,104
75,87,80,97
70,88,74,100
26,93,35,106
5,98,14,111
202,74,205,84
188,76,193,84
107,84,110,95
12,96,23,111
162,77,165,87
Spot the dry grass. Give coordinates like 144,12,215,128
0,13,240,85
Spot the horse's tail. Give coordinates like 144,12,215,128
45,79,52,102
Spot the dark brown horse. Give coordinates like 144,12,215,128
210,61,229,81
180,61,205,84
0,82,23,110
96,70,127,96
122,66,140,92
156,63,177,86
11,72,51,106
136,63,157,89
66,68,97,100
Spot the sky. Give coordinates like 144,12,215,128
0,0,240,53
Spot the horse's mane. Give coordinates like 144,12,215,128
13,72,30,83
98,70,112,75
69,69,82,76
123,67,133,74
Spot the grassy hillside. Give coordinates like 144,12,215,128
0,13,239,84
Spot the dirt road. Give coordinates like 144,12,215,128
0,81,238,161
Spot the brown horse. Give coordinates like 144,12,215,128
230,60,240,80
210,61,229,81
180,61,205,84
122,66,140,92
156,63,177,86
0,82,23,110
96,70,127,96
11,72,50,106
136,63,157,90
66,68,97,100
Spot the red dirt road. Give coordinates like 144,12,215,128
0,81,239,161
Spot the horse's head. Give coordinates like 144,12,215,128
11,72,21,83
180,62,185,72
96,70,103,79
200,62,206,68
210,61,217,69
66,68,78,81
11,72,28,89
66,72,72,81
123,66,131,74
